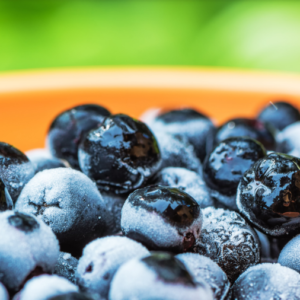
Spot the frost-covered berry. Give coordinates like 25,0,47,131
148,108,214,162
155,132,202,175
78,114,161,194
0,282,8,300
76,236,149,299
0,142,35,203
15,168,108,256
176,253,230,300
0,211,59,292
121,185,202,252
54,253,78,284
14,275,78,300
277,121,300,157
26,149,67,174
0,178,13,212
109,252,214,300
237,152,300,236
154,167,213,208
194,207,260,282
203,137,266,210
47,104,110,169
257,101,300,131
231,263,300,299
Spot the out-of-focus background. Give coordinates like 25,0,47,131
2,0,300,73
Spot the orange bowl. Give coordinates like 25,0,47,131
1,67,300,152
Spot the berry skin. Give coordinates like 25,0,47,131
76,236,149,299
203,137,266,210
121,185,202,252
258,101,300,131
207,118,276,152
47,104,110,169
237,152,300,236
0,211,59,292
78,114,161,194
194,207,260,283
54,252,78,284
0,142,35,203
109,252,214,300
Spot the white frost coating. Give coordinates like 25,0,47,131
176,253,230,300
76,236,149,299
15,168,108,244
0,211,59,291
121,201,203,251
278,121,300,157
0,282,9,300
16,275,78,300
109,257,214,300
232,263,300,299
157,167,213,208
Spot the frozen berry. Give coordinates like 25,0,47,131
78,114,161,194
194,207,260,282
0,142,35,203
154,167,213,208
26,149,67,174
207,118,276,152
15,275,78,300
148,108,214,161
54,253,78,284
121,185,202,252
109,252,213,300
15,168,108,257
237,152,300,236
231,263,300,299
277,121,300,157
76,236,149,299
0,282,8,300
176,253,230,300
155,132,202,175
258,101,300,131
47,104,110,169
203,137,266,210
0,178,13,212
0,211,59,292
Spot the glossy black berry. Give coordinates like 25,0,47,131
0,178,13,212
258,101,300,131
78,114,161,194
203,137,266,209
0,142,35,203
237,152,300,236
150,108,214,161
121,185,202,252
47,104,110,169
207,118,276,152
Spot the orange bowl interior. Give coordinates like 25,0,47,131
1,67,300,152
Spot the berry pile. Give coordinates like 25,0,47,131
2,100,300,299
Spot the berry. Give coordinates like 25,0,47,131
203,137,266,210
154,167,213,208
15,168,108,257
78,114,161,194
176,253,230,300
121,185,202,252
277,121,300,157
0,211,59,292
194,207,260,283
0,142,35,203
258,101,300,131
47,104,110,169
0,178,13,212
109,252,214,300
54,252,78,284
237,152,300,236
76,236,149,299
231,263,300,299
254,229,272,262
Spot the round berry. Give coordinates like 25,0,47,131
47,104,110,169
258,101,300,131
54,252,78,284
237,152,300,236
109,252,213,300
78,114,161,194
121,185,202,252
277,121,300,157
194,207,260,282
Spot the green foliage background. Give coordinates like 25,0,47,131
1,0,300,72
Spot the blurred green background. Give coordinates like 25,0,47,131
2,0,300,73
